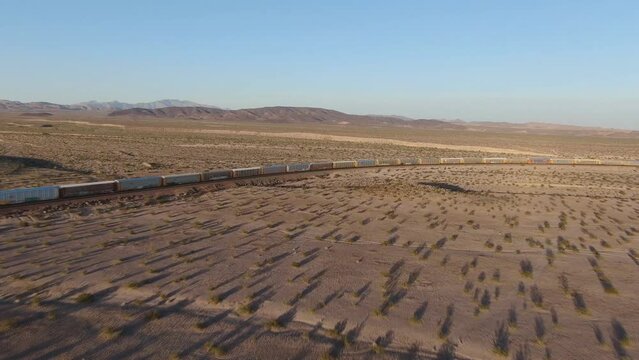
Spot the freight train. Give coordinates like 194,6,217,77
1,157,637,205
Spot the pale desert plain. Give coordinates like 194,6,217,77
1,111,639,360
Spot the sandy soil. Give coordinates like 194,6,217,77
1,165,638,359
180,129,553,156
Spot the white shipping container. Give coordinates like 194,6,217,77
116,176,163,191
287,163,311,172
357,159,377,167
262,164,288,174
232,167,262,177
0,186,59,205
332,161,357,169
162,173,201,186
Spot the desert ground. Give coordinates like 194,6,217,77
1,111,638,189
1,164,638,359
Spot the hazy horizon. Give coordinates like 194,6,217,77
2,1,638,130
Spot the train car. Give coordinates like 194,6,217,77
333,160,357,169
400,158,421,165
310,162,333,171
601,160,633,166
0,186,59,205
116,176,163,191
507,158,528,164
287,163,311,172
357,159,377,167
162,173,201,186
463,157,483,164
421,157,440,165
483,158,508,164
551,159,575,165
232,167,262,178
529,157,551,165
440,158,464,164
202,169,233,181
59,181,116,198
573,159,602,165
262,164,288,175
377,158,401,166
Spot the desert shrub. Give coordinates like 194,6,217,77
461,262,469,276
534,316,546,342
558,274,570,294
470,256,478,268
593,324,605,345
100,326,121,339
0,318,19,332
611,318,629,345
478,271,486,282
464,280,474,293
435,340,457,360
550,307,558,325
438,304,454,338
530,285,543,307
492,269,501,282
75,293,95,304
545,248,555,265
508,306,517,328
205,342,226,356
611,337,629,359
480,289,491,309
572,291,588,314
513,343,531,360
495,286,501,299
517,281,526,295
492,321,510,356
520,259,533,277
146,310,162,321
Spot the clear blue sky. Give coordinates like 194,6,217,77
2,1,638,129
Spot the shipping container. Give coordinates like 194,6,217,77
573,159,601,165
59,181,116,198
116,176,163,191
162,173,201,186
310,162,333,171
551,159,575,165
0,186,59,205
333,160,357,169
529,157,551,164
262,164,288,174
400,158,421,165
440,158,464,164
377,158,401,166
601,160,632,166
507,158,528,164
463,157,483,164
202,169,233,181
232,167,262,178
287,163,311,172
483,158,508,164
421,158,440,165
356,159,377,167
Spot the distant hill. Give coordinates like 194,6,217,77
74,99,218,111
108,106,465,129
2,98,637,135
0,100,81,111
0,99,217,112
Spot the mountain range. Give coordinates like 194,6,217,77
0,99,215,111
1,98,637,135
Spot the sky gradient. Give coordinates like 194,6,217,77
2,1,638,129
